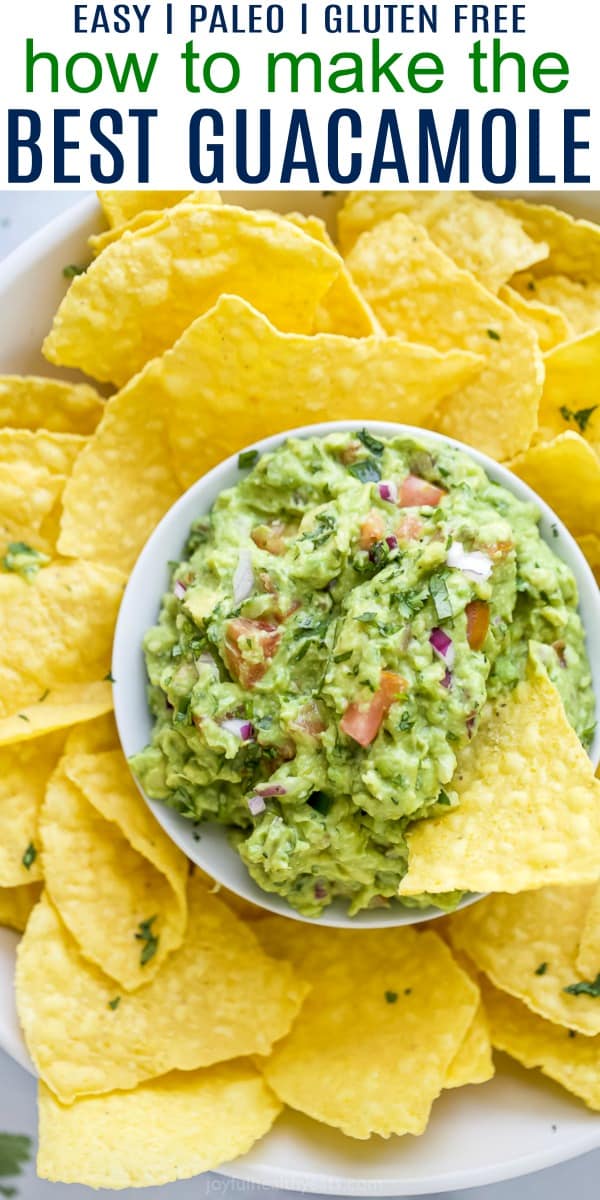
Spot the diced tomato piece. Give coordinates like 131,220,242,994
340,671,408,747
359,509,385,550
251,521,295,556
398,474,446,508
291,701,326,737
396,514,423,542
482,539,514,561
224,618,281,688
466,601,490,651
338,440,362,465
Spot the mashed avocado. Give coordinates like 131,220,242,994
131,432,595,917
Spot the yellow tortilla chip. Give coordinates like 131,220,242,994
576,534,600,583
40,750,188,990
37,1061,281,1188
0,561,124,716
0,428,87,553
0,731,65,886
64,710,119,756
58,384,181,574
44,205,341,386
481,976,600,1110
98,190,194,229
445,1004,494,1089
0,428,85,474
0,376,103,435
159,295,481,490
259,926,478,1138
0,681,113,747
499,198,600,282
523,276,600,337
345,213,543,461
450,886,600,1037
287,213,380,337
537,331,600,450
510,432,600,537
0,883,42,933
576,882,600,979
338,191,548,292
399,664,600,897
90,191,222,256
497,286,570,353
16,876,306,1103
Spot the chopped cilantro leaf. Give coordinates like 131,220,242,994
0,1133,32,1186
535,962,548,976
300,512,336,547
404,987,412,995
384,990,398,1004
347,458,381,483
104,671,116,683
108,996,121,1011
22,843,36,871
429,572,453,620
357,429,385,456
309,791,333,816
238,449,259,470
333,650,353,664
17,715,29,723
184,518,211,556
2,542,50,583
568,1029,577,1038
135,916,159,966
437,790,451,806
487,329,501,341
559,404,598,434
62,263,86,278
398,712,414,732
564,972,600,998
38,689,50,703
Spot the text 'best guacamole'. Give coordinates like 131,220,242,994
132,432,594,916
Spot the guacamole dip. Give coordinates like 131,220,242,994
132,432,595,916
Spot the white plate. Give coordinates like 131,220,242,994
1,190,600,1195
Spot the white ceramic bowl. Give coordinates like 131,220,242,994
2,193,600,1196
113,420,600,930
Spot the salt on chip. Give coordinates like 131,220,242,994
37,1061,281,1189
16,876,307,1103
481,976,600,1111
0,561,125,716
510,432,600,537
43,205,342,386
537,331,600,451
576,882,600,979
57,383,182,574
90,191,222,256
513,275,600,338
0,883,42,933
398,663,600,897
345,213,543,461
0,376,103,435
498,198,600,281
0,731,65,886
158,295,482,491
40,749,188,990
0,682,114,748
497,286,570,353
98,190,194,229
338,191,548,292
286,213,380,337
449,886,600,1037
444,1004,494,1089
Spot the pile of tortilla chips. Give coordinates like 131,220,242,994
0,188,598,1188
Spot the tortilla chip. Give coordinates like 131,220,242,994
0,883,42,933
0,376,103,435
37,1061,281,1188
0,428,87,553
0,428,85,474
157,295,481,490
497,286,570,353
444,1004,494,1089
98,190,194,229
511,274,600,339
345,213,543,461
399,664,600,897
577,534,600,583
259,926,478,1138
499,198,600,282
0,561,125,717
338,192,548,292
40,750,188,989
287,213,380,337
0,682,113,747
57,381,181,574
576,882,600,979
90,191,222,256
537,331,600,451
481,976,600,1110
43,205,341,386
450,886,600,1036
0,732,65,886
16,876,306,1103
510,432,600,538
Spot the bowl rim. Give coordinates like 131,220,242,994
113,418,600,929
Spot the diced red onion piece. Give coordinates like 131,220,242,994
255,783,287,797
378,480,398,504
441,668,453,690
233,551,255,604
429,627,455,668
314,881,328,900
247,794,266,815
173,580,187,600
386,535,398,551
446,541,493,582
221,717,255,741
